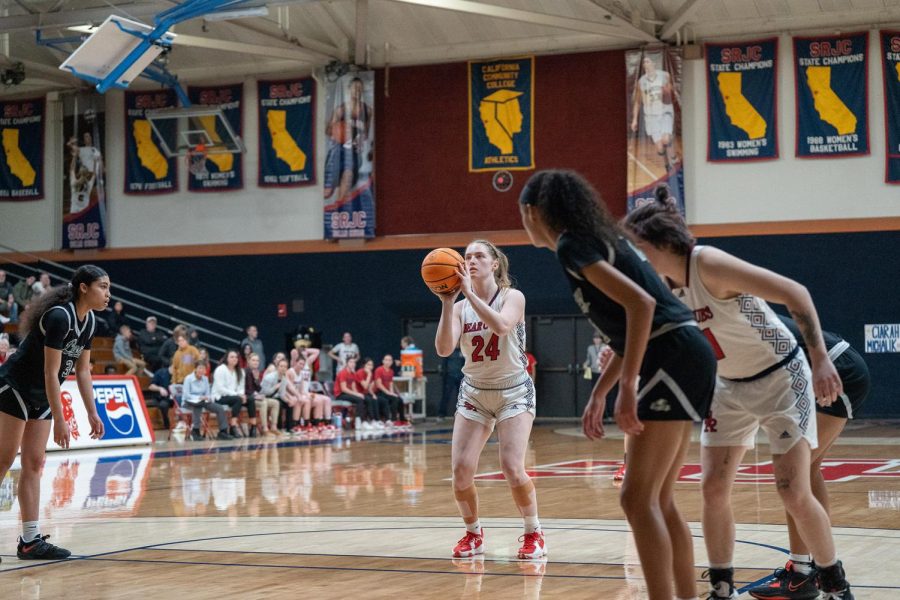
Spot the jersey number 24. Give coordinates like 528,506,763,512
471,334,500,362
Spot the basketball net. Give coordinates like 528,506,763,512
188,143,208,177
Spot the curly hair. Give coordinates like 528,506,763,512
20,265,108,338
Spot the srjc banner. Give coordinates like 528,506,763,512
706,39,778,162
323,72,375,239
0,97,44,201
794,32,869,158
62,93,108,249
258,77,316,187
881,31,900,184
626,48,685,213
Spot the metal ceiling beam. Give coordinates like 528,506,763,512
170,32,320,62
315,1,351,49
386,0,657,42
659,0,707,40
354,0,368,66
226,19,341,61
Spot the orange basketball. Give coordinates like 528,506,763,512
421,247,464,295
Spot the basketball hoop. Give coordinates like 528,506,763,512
187,143,208,177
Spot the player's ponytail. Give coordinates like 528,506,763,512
471,239,512,289
519,170,621,246
19,264,108,338
622,202,693,257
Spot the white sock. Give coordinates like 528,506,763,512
22,521,39,543
466,520,481,534
523,515,541,534
790,553,813,574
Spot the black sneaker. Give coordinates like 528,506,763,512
749,561,819,599
17,535,71,560
190,430,204,441
248,426,259,438
818,561,854,600
217,429,233,440
702,568,737,600
230,425,243,438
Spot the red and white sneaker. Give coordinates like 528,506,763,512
452,528,484,558
518,530,547,559
613,464,626,484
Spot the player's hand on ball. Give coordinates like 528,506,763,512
454,265,473,298
614,386,644,436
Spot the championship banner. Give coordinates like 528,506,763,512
187,83,243,192
881,31,900,184
324,71,375,239
52,375,155,452
468,56,534,172
124,89,178,194
794,33,869,158
626,48,685,213
0,97,44,201
706,39,778,162
258,77,315,187
62,94,108,249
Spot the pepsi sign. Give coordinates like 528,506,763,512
94,385,140,439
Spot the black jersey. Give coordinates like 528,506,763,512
556,232,694,355
0,303,96,401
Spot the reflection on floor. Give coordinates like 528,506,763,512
1,422,899,598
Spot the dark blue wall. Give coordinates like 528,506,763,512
89,229,899,417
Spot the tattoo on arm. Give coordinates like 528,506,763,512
789,310,821,350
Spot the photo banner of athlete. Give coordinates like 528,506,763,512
468,56,534,172
258,77,316,187
187,83,243,192
706,38,779,162
881,31,900,184
626,47,685,214
0,97,44,201
324,71,375,239
62,93,107,249
124,89,178,194
794,32,869,158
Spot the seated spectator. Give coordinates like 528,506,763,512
289,349,333,430
111,301,127,331
137,316,167,371
212,349,257,438
0,270,16,324
31,271,51,296
12,274,35,313
245,353,280,436
158,324,187,368
147,365,175,430
328,331,359,373
0,335,10,365
182,362,233,441
264,352,287,376
114,324,147,375
187,325,201,349
239,342,253,369
171,333,201,384
262,357,308,433
357,357,389,429
334,357,366,428
241,325,266,367
374,354,405,425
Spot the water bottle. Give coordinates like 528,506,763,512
332,411,343,429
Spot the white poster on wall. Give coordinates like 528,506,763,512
864,324,900,353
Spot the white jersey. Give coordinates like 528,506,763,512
672,246,797,380
459,288,528,384
294,365,312,395
638,71,672,116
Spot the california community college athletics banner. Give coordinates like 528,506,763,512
706,39,778,162
0,97,44,201
323,72,375,239
187,84,243,192
62,94,107,249
468,56,534,172
626,47,684,214
258,77,316,187
881,31,900,184
124,89,178,194
794,32,869,158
